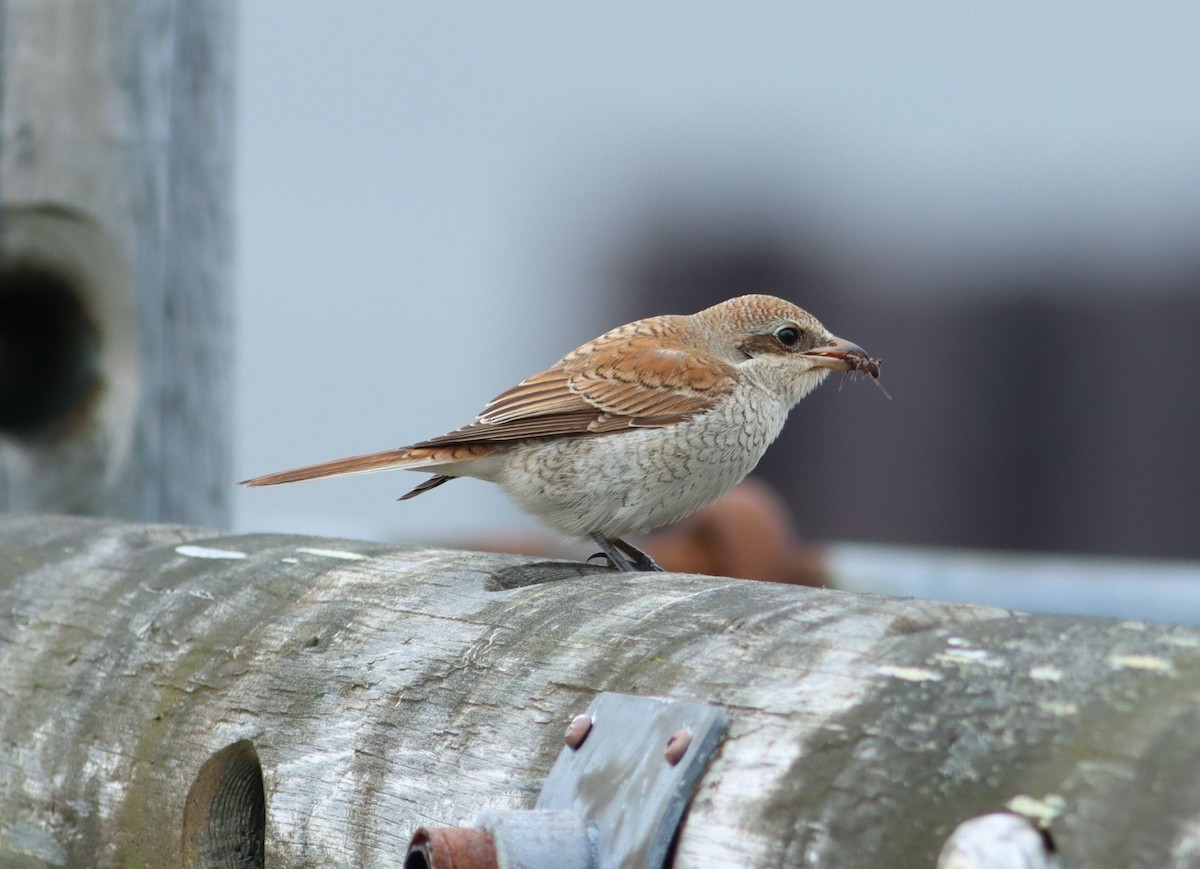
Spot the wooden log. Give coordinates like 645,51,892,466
1,514,1199,867
0,0,234,525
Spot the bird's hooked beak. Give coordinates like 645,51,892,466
802,335,875,373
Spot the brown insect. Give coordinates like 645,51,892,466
844,351,890,398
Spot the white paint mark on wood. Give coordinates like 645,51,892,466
141,585,215,600
175,544,247,560
1109,654,1174,674
1028,665,1064,682
1038,700,1079,717
876,665,944,682
1006,793,1067,827
935,647,1001,668
295,547,368,561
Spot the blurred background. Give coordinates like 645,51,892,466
233,2,1200,562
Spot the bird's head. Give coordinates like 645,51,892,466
698,294,879,406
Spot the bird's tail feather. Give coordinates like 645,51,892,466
398,474,454,500
240,448,422,487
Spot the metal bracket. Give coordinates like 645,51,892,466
405,692,728,869
536,691,728,868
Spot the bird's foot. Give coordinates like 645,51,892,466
588,533,663,572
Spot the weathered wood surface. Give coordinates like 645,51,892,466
0,0,234,525
2,515,1199,868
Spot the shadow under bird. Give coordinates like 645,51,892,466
241,294,882,571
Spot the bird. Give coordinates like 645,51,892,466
241,294,880,572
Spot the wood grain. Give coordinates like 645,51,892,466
0,0,233,525
1,515,1198,867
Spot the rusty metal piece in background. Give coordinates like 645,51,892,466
406,825,498,869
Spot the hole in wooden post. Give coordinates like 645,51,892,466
182,740,266,869
0,260,100,440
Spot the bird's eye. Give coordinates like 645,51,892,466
775,326,800,347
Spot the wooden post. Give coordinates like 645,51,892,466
2,515,1198,867
0,0,234,525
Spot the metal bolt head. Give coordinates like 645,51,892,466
565,714,593,749
664,728,691,765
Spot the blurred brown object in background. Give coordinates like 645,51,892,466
640,477,827,585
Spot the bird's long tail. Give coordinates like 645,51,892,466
240,448,421,487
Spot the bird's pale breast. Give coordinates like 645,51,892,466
496,379,792,538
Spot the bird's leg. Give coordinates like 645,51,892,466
589,533,663,572
588,533,632,571
611,536,664,571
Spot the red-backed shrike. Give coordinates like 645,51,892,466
242,294,880,571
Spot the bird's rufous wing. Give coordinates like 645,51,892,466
240,328,737,486
410,331,737,447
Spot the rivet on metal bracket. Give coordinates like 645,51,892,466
565,713,593,750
